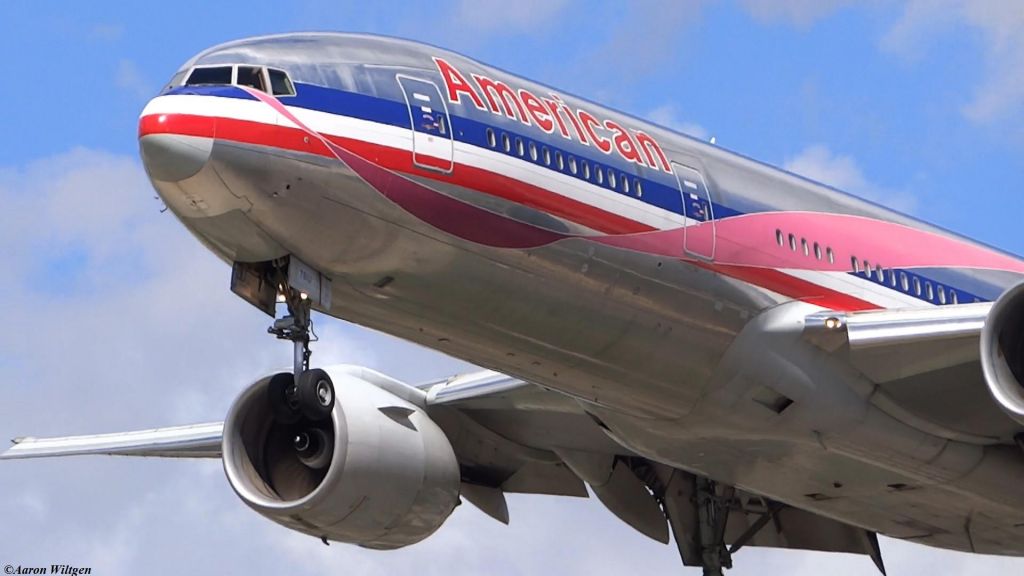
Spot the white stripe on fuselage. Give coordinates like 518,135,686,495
782,269,932,308
142,93,919,310
141,94,684,230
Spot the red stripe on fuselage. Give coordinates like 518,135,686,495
139,111,879,311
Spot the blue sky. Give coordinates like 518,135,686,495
2,1,1024,575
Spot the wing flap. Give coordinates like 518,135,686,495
1,422,223,459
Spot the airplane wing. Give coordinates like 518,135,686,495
421,369,887,573
1,366,887,574
803,302,1021,444
1,422,223,459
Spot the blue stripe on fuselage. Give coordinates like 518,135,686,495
848,267,988,305
164,83,997,306
168,83,736,222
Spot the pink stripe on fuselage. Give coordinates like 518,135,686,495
596,212,1024,275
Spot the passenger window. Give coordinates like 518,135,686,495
900,272,909,291
516,137,524,157
486,128,496,148
502,133,511,153
789,234,797,252
623,177,631,195
582,161,591,180
951,291,959,305
568,156,578,174
635,179,643,197
801,238,809,257
827,247,834,264
556,151,564,170
813,242,822,260
875,265,883,282
596,167,604,184
776,230,784,247
236,66,266,92
889,269,897,287
542,147,551,166
851,256,860,273
268,69,296,96
913,277,921,296
863,260,871,277
938,285,946,304
185,66,232,86
529,141,538,161
608,168,616,188
925,282,934,300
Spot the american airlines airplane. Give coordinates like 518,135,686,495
5,33,1024,575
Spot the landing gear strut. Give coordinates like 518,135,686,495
266,274,335,423
695,477,734,576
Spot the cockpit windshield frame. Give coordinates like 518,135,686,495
183,64,296,96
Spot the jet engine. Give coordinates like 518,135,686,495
980,282,1024,426
222,366,460,549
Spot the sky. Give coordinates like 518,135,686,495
1,0,1024,574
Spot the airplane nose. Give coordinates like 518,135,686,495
139,131,214,182
138,111,216,182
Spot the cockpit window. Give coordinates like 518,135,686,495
186,66,232,86
180,65,296,96
268,69,295,96
236,66,266,92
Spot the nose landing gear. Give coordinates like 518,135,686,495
265,269,336,424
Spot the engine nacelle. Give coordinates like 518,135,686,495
980,282,1024,426
222,366,460,549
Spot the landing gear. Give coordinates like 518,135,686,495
694,477,734,576
265,275,336,425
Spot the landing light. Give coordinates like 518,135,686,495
824,317,843,330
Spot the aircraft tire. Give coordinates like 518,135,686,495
267,372,302,425
297,369,335,421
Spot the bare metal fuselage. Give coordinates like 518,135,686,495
142,33,1024,555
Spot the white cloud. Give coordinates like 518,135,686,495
116,59,152,100
738,0,857,27
453,0,572,33
783,144,917,212
784,144,867,192
88,23,123,42
647,104,710,139
591,0,708,81
881,0,1024,123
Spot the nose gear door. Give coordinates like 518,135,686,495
397,75,454,173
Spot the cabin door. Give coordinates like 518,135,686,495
396,75,454,173
673,162,716,260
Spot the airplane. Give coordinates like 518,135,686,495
5,31,1024,575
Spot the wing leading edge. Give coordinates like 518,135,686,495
1,422,223,459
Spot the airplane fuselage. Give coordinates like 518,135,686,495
139,33,1024,555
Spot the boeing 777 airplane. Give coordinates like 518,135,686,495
6,33,1024,575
